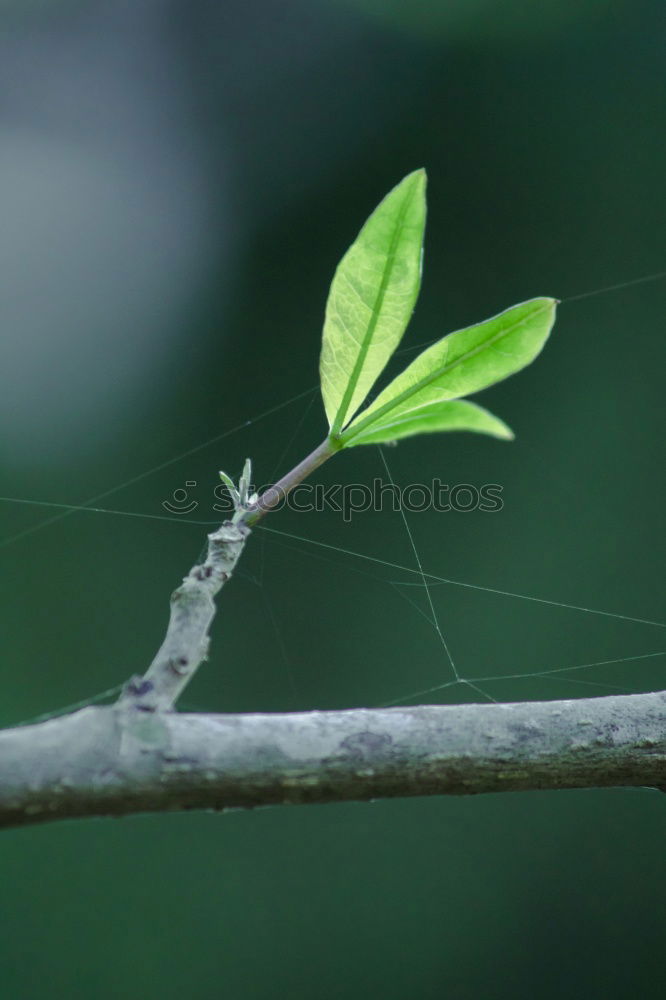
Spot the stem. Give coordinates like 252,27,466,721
119,520,250,711
244,436,341,525
119,438,341,712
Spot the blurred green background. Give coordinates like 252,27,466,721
1,1,664,997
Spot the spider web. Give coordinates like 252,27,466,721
1,276,665,724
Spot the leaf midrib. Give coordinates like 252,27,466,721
330,190,414,436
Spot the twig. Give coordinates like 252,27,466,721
119,520,249,712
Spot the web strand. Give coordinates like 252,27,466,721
256,525,666,630
378,446,459,682
560,268,666,304
0,386,317,550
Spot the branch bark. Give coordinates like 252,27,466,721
120,519,249,711
1,690,664,830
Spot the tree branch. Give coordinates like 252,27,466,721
1,690,663,830
4,468,663,834
119,520,249,711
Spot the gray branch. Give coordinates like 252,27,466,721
1,691,663,830
2,475,663,832
121,520,249,711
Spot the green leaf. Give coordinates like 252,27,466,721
341,297,557,446
344,398,514,446
319,169,427,436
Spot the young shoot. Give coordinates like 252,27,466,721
232,169,557,524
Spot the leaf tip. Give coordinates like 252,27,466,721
485,413,515,441
415,166,428,189
401,167,427,192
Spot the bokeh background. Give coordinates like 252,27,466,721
1,1,664,997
